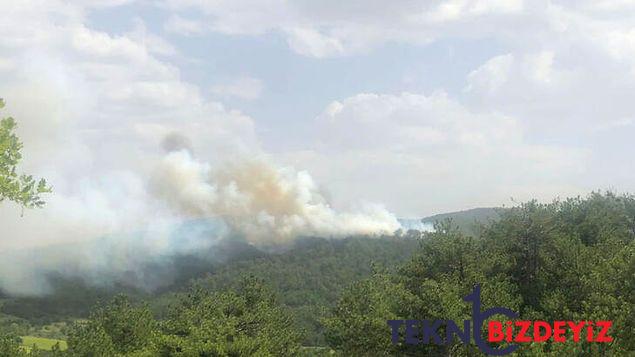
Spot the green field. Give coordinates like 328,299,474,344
20,336,67,351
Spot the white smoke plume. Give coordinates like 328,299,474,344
151,149,400,245
0,2,401,296
0,132,400,295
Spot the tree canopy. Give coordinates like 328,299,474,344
1,192,633,356
0,98,51,209
325,192,635,356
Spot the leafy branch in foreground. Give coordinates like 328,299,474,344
0,98,51,209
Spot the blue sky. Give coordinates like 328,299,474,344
87,2,505,151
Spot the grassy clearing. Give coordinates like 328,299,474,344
298,346,334,356
20,336,67,351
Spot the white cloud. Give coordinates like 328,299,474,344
5,0,635,217
285,27,346,58
161,0,531,57
164,15,206,36
465,51,566,97
129,19,178,56
0,1,260,254
424,0,524,23
464,54,514,93
210,76,264,100
281,92,587,216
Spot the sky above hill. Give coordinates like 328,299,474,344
2,0,635,227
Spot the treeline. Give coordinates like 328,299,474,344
1,277,303,356
0,237,419,355
1,192,634,356
325,192,634,355
0,239,267,326
187,236,420,345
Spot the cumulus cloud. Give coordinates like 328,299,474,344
164,15,206,36
161,0,528,57
285,28,347,58
281,92,587,216
210,76,264,100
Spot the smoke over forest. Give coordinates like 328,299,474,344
0,129,401,295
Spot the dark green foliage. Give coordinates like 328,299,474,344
326,192,635,356
0,99,51,209
2,237,418,348
323,273,419,356
66,322,116,357
66,295,155,356
156,276,303,356
3,192,633,356
1,275,149,324
65,278,303,356
194,237,419,345
0,332,29,356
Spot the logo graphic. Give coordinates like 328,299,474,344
388,285,613,355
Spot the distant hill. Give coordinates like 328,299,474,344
1,236,419,346
0,208,500,345
178,236,420,345
421,207,503,236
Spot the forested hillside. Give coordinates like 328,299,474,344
187,237,420,345
421,207,502,236
0,236,420,350
326,192,634,355
1,192,633,355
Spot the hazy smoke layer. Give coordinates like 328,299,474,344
0,137,400,295
0,3,401,295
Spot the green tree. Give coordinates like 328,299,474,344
0,98,51,209
0,332,29,357
66,295,156,356
156,276,303,356
323,273,420,356
325,192,634,356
